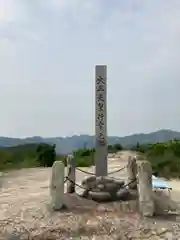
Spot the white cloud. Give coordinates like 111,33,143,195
102,0,180,73
0,0,15,23
0,0,25,24
0,1,180,136
47,0,100,26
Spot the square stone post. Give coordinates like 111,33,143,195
67,155,76,193
95,65,107,177
50,161,65,210
137,161,154,217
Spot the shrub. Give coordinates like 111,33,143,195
131,140,180,178
73,148,95,167
36,143,56,167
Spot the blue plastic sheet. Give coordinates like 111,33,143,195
152,175,169,189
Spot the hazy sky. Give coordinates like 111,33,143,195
0,0,180,138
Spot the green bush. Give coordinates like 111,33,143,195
36,143,56,167
108,143,123,153
0,143,57,170
131,140,180,178
73,148,95,167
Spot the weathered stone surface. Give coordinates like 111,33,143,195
113,179,125,187
126,156,137,189
153,190,180,215
88,191,112,202
104,182,122,193
79,189,89,198
82,176,96,183
137,161,154,217
82,176,96,189
95,65,108,177
50,161,65,210
80,176,128,202
66,155,76,194
128,189,138,200
116,189,130,201
96,176,115,184
97,184,105,190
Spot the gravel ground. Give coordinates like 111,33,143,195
0,151,180,239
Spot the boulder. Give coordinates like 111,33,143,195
153,191,180,215
82,176,96,185
80,189,89,198
82,176,97,189
113,179,125,187
88,191,112,202
104,182,122,193
116,188,130,201
96,176,115,184
96,184,105,191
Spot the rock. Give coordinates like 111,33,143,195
153,191,180,215
88,191,112,202
116,189,130,201
82,176,97,189
82,176,96,184
96,176,115,184
113,180,125,187
104,182,122,193
128,189,138,200
80,189,89,198
97,184,105,190
80,176,130,202
126,180,137,190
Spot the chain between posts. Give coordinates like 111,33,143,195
64,155,134,188
64,165,71,183
75,165,126,176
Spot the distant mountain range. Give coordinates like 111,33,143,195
0,129,179,155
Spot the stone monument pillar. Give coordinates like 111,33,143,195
95,65,107,176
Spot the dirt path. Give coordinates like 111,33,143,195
0,151,180,239
0,150,180,218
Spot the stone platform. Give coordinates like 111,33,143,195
79,176,138,202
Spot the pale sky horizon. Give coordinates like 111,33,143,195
0,0,180,138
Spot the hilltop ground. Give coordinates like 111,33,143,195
0,151,180,239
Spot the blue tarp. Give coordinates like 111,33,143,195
152,175,170,189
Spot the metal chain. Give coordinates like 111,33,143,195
75,165,126,176
64,159,133,189
64,166,71,183
64,177,68,183
107,166,126,175
65,177,88,190
123,178,137,188
75,167,96,176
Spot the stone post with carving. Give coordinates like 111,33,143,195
95,65,107,177
50,161,65,210
126,156,137,189
67,154,76,193
137,161,154,217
